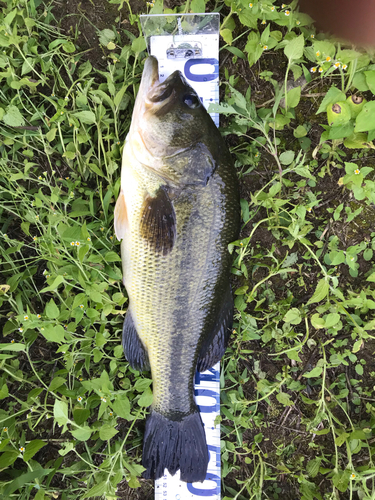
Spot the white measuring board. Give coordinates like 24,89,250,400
154,363,221,500
149,32,219,126
146,15,222,498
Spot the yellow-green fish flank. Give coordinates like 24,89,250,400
114,56,240,482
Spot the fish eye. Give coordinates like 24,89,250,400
183,94,200,109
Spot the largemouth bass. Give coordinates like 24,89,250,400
114,56,240,482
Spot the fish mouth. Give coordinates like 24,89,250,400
138,56,160,101
139,56,186,112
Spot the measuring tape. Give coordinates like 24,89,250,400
154,363,221,500
148,19,219,126
141,14,222,499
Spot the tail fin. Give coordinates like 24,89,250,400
142,408,209,483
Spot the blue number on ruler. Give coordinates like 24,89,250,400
187,472,220,496
195,388,220,413
184,58,219,82
195,367,219,385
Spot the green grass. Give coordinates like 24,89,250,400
1,0,375,499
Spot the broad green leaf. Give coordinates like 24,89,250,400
35,489,46,500
3,468,52,496
78,60,92,79
98,29,115,46
58,442,74,456
99,424,119,441
62,41,76,53
0,451,19,468
304,366,323,378
3,105,25,127
138,387,154,407
54,400,69,426
286,350,302,362
332,468,350,493
111,397,131,419
191,0,205,13
82,481,107,499
0,343,25,352
294,125,307,138
89,289,103,303
284,35,304,61
224,46,246,60
40,275,65,293
352,339,363,353
105,251,122,262
49,377,66,392
324,313,340,328
45,298,59,319
355,364,363,376
307,279,329,304
307,457,321,478
220,29,233,45
367,272,375,282
71,426,92,441
46,127,57,142
364,70,375,94
311,313,325,329
73,111,96,124
88,163,104,177
355,101,375,132
41,324,65,343
63,151,76,161
364,248,373,261
344,132,370,149
134,378,152,391
276,392,294,406
328,122,354,140
95,331,107,346
73,408,90,426
279,150,295,165
286,86,301,109
0,383,8,399
283,308,302,325
114,86,126,108
4,8,17,27
329,250,345,265
239,11,257,29
335,432,350,447
23,440,46,462
317,86,346,114
132,37,146,54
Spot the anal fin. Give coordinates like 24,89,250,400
197,285,234,373
122,309,150,371
140,187,176,256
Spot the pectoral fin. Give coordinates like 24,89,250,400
114,190,129,242
197,285,234,372
140,187,176,256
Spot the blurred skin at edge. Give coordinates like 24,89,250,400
300,0,375,46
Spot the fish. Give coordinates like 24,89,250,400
114,56,240,483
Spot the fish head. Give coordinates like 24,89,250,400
131,56,213,161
